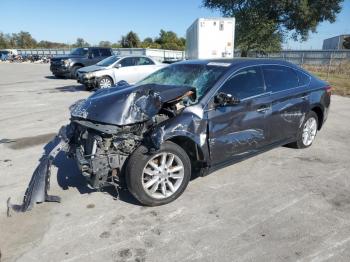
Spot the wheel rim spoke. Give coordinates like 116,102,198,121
148,161,161,171
167,180,175,192
169,174,183,179
161,181,166,196
150,181,160,194
169,165,183,173
144,176,159,189
166,154,175,167
160,153,167,168
144,168,157,176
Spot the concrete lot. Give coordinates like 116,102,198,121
0,63,350,262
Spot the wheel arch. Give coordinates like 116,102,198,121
72,63,84,68
167,136,206,166
310,105,324,130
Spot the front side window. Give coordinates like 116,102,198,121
97,56,120,67
219,66,265,99
262,65,299,92
137,64,227,103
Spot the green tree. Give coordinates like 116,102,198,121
11,31,37,48
73,38,90,48
99,41,112,48
155,30,185,50
120,31,140,48
0,32,10,49
203,0,343,56
343,36,350,49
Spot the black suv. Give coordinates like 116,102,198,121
50,47,113,78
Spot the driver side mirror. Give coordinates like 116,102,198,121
115,63,122,69
214,92,240,107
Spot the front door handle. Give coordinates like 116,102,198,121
256,105,271,113
301,94,309,100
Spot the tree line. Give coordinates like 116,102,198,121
0,30,186,50
1,1,346,55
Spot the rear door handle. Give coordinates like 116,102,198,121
256,105,271,113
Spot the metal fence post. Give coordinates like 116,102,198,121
327,52,333,80
301,52,304,66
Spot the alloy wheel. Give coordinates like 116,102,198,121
99,78,112,88
142,152,184,199
302,117,317,146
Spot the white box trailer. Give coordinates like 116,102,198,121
186,18,235,60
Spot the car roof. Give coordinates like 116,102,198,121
177,58,299,69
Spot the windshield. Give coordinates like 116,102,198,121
70,48,88,56
97,55,120,66
137,64,227,102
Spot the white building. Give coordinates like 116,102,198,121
186,18,235,60
322,35,350,50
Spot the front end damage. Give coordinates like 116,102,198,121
8,84,197,213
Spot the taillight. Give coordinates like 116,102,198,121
325,86,332,96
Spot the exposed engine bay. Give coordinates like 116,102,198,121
8,84,196,214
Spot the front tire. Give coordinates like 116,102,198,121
126,141,191,206
70,65,82,79
290,111,319,149
98,76,114,89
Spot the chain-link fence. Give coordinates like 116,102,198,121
16,48,185,62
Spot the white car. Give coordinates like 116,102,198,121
77,55,167,90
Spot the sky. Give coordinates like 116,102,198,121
1,0,349,50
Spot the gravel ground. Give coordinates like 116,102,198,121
0,63,350,262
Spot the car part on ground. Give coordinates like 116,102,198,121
9,59,331,212
7,126,73,215
76,55,166,90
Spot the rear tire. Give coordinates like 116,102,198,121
126,141,191,206
289,111,318,149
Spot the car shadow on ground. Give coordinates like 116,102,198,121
54,85,87,92
45,75,68,80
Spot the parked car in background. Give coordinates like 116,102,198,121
50,47,113,79
77,55,166,90
0,49,18,61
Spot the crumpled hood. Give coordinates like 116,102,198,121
70,84,194,126
78,65,105,73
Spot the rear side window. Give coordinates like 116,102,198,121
120,57,136,67
91,49,100,57
136,57,155,65
262,65,299,92
220,66,265,99
297,70,311,86
100,49,112,56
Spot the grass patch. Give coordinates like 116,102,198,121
309,71,350,97
303,63,350,97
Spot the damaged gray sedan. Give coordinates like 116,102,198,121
10,59,331,210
